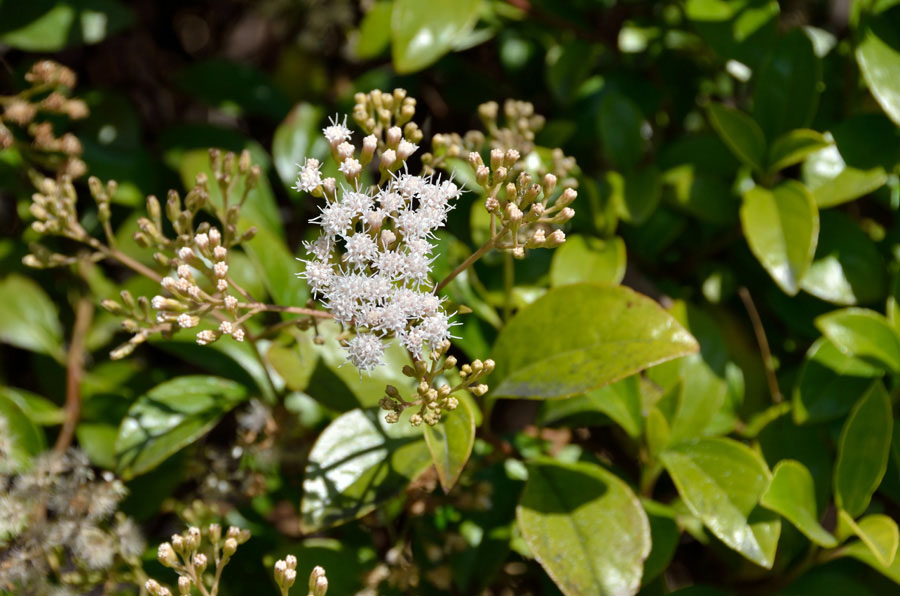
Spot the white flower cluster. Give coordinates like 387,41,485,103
297,128,462,371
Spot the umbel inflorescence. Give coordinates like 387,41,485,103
294,89,579,425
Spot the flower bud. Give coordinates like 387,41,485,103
223,537,238,557
314,575,328,596
178,576,192,595
158,542,178,567
192,553,207,573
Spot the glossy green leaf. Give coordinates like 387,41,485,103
115,376,248,479
242,222,308,307
599,91,645,170
390,0,481,74
549,235,626,287
800,210,886,305
803,145,887,208
423,397,476,493
355,1,393,58
0,0,133,51
609,166,662,225
760,460,837,547
272,102,329,190
517,459,651,596
0,389,45,472
753,30,821,141
845,523,900,583
174,59,291,120
856,10,900,127
768,129,830,173
641,500,680,585
661,165,738,224
0,274,65,361
491,284,698,400
300,408,432,531
792,337,883,425
834,382,893,517
661,437,780,568
685,0,779,68
816,308,900,372
708,103,767,172
740,180,819,295
538,375,643,438
841,511,899,567
0,386,62,426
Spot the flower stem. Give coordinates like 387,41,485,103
54,295,93,454
435,223,510,293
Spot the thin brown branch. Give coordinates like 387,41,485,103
737,286,782,404
238,302,334,318
54,296,94,454
435,223,510,293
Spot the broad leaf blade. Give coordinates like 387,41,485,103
740,180,819,295
301,409,432,532
491,284,698,399
423,397,476,493
550,235,626,287
115,376,248,479
841,511,899,567
708,103,767,172
0,274,65,361
0,389,45,472
761,460,836,547
816,308,900,373
834,381,893,518
391,0,481,73
517,459,651,596
661,437,780,568
856,10,900,127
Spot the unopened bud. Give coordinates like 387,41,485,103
178,576,192,595
223,537,238,557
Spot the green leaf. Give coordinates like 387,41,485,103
845,523,900,583
768,129,830,173
491,283,698,400
834,381,893,517
707,103,767,172
841,511,899,567
803,145,887,208
0,389,45,472
641,500,680,585
272,103,329,191
300,408,432,531
423,397,476,493
549,235,626,287
661,165,738,225
801,210,887,305
753,30,821,141
598,91,645,170
0,0,133,51
0,386,63,426
684,0,779,68
390,0,481,74
740,180,819,295
816,308,900,373
241,222,308,307
760,460,837,547
0,274,65,361
609,166,662,225
115,376,248,479
661,437,780,568
856,10,900,127
355,1,393,58
516,459,651,596
792,337,883,425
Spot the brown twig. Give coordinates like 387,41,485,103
237,302,334,318
54,296,94,454
737,286,782,404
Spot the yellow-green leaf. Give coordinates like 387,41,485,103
760,460,836,547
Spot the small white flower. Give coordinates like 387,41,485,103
219,321,233,335
346,333,385,372
363,134,377,152
323,114,352,146
161,277,178,292
214,262,229,278
151,295,165,309
217,278,228,292
177,314,198,328
214,246,228,260
177,264,192,279
397,139,418,160
194,232,209,248
233,328,245,342
302,260,335,295
224,295,238,310
293,158,323,193
343,232,378,267
188,285,202,300
196,330,217,345
178,246,195,260
338,157,362,178
337,141,355,160
381,149,397,167
209,228,222,246
342,190,373,215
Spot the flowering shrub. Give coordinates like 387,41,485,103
3,1,900,595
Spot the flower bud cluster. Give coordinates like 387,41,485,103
273,556,328,596
149,524,251,596
379,340,494,426
1,60,88,176
296,104,461,372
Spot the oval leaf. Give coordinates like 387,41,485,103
815,308,900,373
391,0,481,74
856,13,900,127
803,144,887,208
115,376,248,479
272,102,329,190
841,511,899,568
599,91,646,170
0,274,65,361
661,437,780,568
834,381,893,518
768,129,830,173
301,408,432,532
761,460,836,547
517,459,651,596
423,397,476,493
708,103,767,172
740,180,819,295
0,389,45,472
491,284,698,399
550,235,626,287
